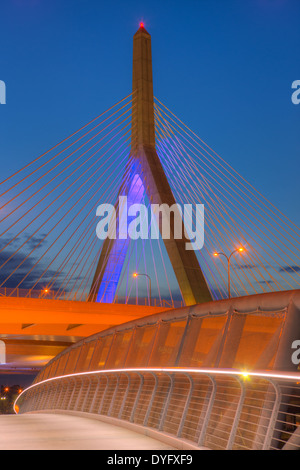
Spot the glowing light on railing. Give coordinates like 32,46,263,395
14,367,300,414
241,372,249,380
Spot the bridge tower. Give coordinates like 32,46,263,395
89,24,212,305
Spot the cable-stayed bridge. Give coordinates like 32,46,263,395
1,24,300,450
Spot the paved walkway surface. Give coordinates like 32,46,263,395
0,413,175,450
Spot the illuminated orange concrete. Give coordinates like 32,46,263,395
0,296,167,325
0,296,169,373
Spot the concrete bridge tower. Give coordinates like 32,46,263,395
90,24,212,305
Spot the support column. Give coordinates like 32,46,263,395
90,24,212,305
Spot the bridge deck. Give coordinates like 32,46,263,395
0,413,175,450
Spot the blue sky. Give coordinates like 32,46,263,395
0,0,299,224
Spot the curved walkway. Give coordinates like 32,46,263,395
0,413,175,450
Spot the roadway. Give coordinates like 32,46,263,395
0,413,175,450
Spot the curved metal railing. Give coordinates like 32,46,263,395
15,367,300,450
31,289,300,386
15,290,300,450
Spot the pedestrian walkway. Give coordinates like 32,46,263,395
0,413,175,450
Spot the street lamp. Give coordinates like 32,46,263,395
213,247,245,298
133,272,152,306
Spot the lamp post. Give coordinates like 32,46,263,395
133,272,152,306
213,247,245,299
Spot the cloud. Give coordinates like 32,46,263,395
0,233,48,251
24,234,48,250
279,265,300,273
235,263,257,270
256,279,275,285
0,246,82,292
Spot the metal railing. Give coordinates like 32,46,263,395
0,287,182,307
14,368,300,450
13,290,300,449
32,289,300,387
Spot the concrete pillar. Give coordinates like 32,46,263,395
90,25,212,305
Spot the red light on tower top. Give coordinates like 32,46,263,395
139,21,144,28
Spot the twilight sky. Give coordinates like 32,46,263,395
0,0,299,227
0,0,299,301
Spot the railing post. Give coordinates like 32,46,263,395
159,373,174,431
34,385,45,411
74,378,84,411
226,377,246,450
118,373,131,419
98,375,109,414
198,375,217,447
49,383,59,410
81,376,92,412
130,373,144,423
45,384,54,410
143,373,158,426
73,377,83,411
89,376,101,413
39,384,52,411
252,379,282,450
56,380,66,409
177,373,194,438
108,375,120,416
262,380,282,450
61,379,72,409
67,378,77,410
